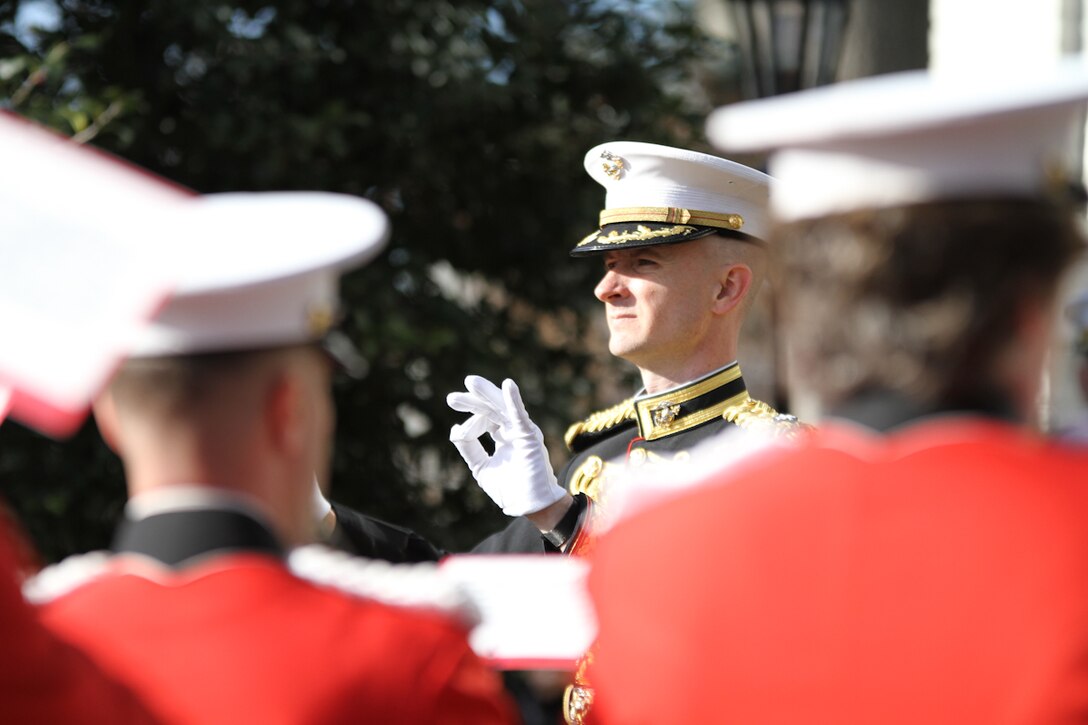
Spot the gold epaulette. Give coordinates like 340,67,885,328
563,399,637,451
722,396,809,440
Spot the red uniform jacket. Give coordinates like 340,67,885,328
30,507,515,725
0,521,155,723
589,417,1088,725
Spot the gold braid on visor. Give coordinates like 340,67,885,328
599,206,744,231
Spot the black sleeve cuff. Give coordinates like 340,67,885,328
541,493,588,550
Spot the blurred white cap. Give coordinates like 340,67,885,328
130,192,388,357
706,58,1088,222
0,111,387,435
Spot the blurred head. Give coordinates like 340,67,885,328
89,192,389,545
774,198,1084,418
707,62,1088,422
96,344,336,545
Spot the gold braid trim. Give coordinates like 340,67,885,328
564,399,637,451
599,206,745,231
576,224,699,247
722,397,809,440
563,648,596,724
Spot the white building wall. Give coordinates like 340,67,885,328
930,0,1068,75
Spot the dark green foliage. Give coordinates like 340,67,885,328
1,0,732,556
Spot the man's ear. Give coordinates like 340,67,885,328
266,370,305,457
714,264,753,315
92,389,123,454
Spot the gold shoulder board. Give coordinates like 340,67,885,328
722,397,809,440
564,398,637,451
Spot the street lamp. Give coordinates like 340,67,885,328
725,0,850,98
707,0,850,415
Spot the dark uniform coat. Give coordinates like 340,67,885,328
475,362,800,554
588,403,1088,725
29,502,516,725
329,501,446,563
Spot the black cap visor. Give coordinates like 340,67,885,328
571,222,746,256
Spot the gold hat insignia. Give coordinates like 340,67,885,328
307,304,335,336
600,151,627,180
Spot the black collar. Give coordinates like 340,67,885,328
633,363,749,441
113,508,285,568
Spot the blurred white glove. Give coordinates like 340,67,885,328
447,375,566,517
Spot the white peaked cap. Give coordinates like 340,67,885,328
130,192,389,357
573,141,771,254
706,58,1088,222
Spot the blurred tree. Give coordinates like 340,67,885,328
0,0,735,559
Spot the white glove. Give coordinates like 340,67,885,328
447,375,567,517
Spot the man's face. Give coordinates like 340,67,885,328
593,238,724,370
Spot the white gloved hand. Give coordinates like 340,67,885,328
447,375,566,517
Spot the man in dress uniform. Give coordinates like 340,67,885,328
449,142,803,559
326,143,803,566
588,64,1088,723
26,193,516,724
444,142,805,723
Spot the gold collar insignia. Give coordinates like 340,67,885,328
634,363,748,441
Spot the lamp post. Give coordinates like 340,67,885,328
709,0,851,417
724,0,850,98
